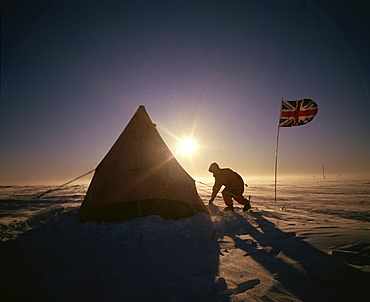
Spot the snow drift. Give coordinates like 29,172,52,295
1,179,369,301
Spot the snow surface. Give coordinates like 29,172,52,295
1,179,369,301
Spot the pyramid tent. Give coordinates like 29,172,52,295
79,105,209,222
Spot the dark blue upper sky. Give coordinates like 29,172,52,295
1,0,369,184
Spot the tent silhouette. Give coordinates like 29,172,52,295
79,105,209,222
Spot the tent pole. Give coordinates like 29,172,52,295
131,163,144,246
131,163,142,218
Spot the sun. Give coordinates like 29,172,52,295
179,139,197,154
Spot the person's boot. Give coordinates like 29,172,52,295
243,202,251,212
223,205,234,212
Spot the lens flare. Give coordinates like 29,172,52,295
179,139,197,154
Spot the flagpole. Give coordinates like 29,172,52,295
274,127,280,203
274,98,283,203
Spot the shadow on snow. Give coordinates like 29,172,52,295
212,208,370,301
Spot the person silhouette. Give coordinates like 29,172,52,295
208,162,251,212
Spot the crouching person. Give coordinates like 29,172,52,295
208,162,251,212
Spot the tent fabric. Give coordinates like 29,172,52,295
79,105,209,222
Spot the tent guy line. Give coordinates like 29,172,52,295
33,169,218,203
34,169,96,200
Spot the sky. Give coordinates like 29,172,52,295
1,0,370,185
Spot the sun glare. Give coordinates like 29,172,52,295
179,139,197,154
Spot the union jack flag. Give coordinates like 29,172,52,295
279,99,318,127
